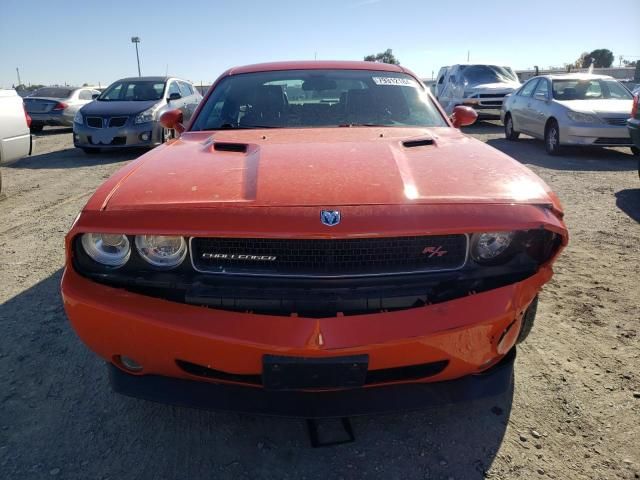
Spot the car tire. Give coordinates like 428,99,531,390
504,114,520,141
544,120,562,155
631,146,640,156
516,296,538,344
30,125,44,133
82,147,101,154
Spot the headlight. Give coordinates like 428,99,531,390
73,110,83,125
566,111,600,124
81,233,131,267
134,107,156,125
135,235,187,268
463,91,476,98
471,232,514,263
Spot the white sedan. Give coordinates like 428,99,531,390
501,73,637,156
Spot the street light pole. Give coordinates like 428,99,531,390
131,37,141,77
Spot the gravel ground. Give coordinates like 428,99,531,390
1,123,639,480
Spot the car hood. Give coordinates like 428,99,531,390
98,127,554,210
558,99,633,116
466,81,520,93
80,99,160,116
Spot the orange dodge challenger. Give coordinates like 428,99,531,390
61,61,568,417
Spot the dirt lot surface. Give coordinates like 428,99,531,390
1,124,639,480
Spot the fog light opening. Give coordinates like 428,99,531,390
139,132,151,142
114,355,143,373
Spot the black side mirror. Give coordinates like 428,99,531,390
168,92,182,102
92,93,99,99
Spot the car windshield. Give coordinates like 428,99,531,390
459,65,518,87
98,80,165,101
552,79,633,100
190,69,447,130
30,87,72,98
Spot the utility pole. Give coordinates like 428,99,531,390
131,36,141,76
16,67,21,87
467,50,470,62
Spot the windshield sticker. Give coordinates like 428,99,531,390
372,77,417,87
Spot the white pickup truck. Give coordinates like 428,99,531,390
435,64,521,117
0,89,32,193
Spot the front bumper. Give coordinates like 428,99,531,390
109,347,515,418
561,123,633,147
73,121,163,149
62,262,549,414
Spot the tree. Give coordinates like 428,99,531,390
581,49,614,68
635,62,640,83
623,59,637,68
574,52,589,68
364,49,400,65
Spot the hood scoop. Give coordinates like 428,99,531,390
402,138,434,148
213,142,248,153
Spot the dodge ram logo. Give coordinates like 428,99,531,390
422,246,448,258
320,210,341,226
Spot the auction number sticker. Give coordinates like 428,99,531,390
372,77,417,87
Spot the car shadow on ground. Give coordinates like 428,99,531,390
486,137,638,172
1,270,513,480
615,188,640,222
4,147,142,169
462,120,503,135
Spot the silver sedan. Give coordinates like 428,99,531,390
501,74,637,156
24,87,100,132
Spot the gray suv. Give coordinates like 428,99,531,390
73,76,202,153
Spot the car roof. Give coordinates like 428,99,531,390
225,60,407,76
538,73,614,81
116,76,171,82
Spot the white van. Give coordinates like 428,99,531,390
435,64,521,116
0,89,32,193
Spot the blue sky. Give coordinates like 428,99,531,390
1,0,639,88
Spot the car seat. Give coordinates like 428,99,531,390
241,85,287,126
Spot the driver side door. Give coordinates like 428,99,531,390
528,78,551,138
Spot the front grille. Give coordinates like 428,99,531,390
479,100,503,107
86,117,103,128
603,117,628,126
594,137,632,145
190,235,468,277
108,116,128,128
478,93,507,98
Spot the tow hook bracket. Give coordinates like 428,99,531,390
306,417,355,447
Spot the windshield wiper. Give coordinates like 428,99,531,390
213,124,282,130
338,123,389,127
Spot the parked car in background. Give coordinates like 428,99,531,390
61,61,568,418
619,80,639,93
502,74,637,156
435,64,520,116
628,94,640,177
0,89,32,193
73,76,202,154
24,86,100,132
